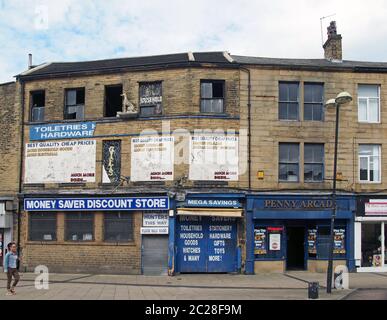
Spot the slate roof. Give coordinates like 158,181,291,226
17,52,235,79
231,55,387,71
17,51,387,80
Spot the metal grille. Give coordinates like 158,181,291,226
29,212,57,241
65,213,94,241
104,212,134,242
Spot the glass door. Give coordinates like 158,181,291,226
361,222,386,268
361,223,382,267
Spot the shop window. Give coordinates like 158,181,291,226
279,143,300,182
254,226,284,259
64,88,85,120
304,144,324,182
200,80,225,113
309,226,346,259
30,90,45,122
304,83,324,121
139,82,162,116
104,212,134,242
279,82,299,120
358,84,380,123
29,212,57,241
361,223,383,267
65,213,94,241
104,85,123,117
359,144,381,183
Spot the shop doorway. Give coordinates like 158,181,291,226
359,222,386,271
142,235,169,276
287,227,305,270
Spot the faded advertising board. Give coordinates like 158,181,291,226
189,135,239,181
24,140,96,184
131,136,174,181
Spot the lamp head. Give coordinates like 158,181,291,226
325,98,336,108
335,91,353,105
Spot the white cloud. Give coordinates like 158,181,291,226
0,0,386,83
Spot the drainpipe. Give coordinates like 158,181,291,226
240,67,252,191
17,79,25,267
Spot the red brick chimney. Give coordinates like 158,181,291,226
323,21,342,61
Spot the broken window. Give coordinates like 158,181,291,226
30,90,45,122
201,80,225,113
105,85,123,117
139,82,162,116
64,88,85,120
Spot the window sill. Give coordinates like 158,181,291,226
358,121,381,124
358,181,382,184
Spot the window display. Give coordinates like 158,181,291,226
361,223,382,267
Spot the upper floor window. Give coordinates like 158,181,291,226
279,82,299,120
65,88,85,120
359,144,381,183
304,144,324,182
30,90,45,122
200,80,225,113
105,85,123,117
139,82,162,116
279,143,299,182
304,83,324,121
358,84,380,123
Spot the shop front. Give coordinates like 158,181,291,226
170,194,244,274
355,196,387,272
245,194,355,274
22,195,170,274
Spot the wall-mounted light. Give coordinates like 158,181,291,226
257,171,265,180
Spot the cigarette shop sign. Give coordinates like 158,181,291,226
24,197,170,212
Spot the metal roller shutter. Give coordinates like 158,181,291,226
142,235,169,275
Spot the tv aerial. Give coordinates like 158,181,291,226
320,14,336,46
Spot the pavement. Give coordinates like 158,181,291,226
0,271,386,300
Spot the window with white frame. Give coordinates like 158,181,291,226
358,85,380,123
359,145,381,183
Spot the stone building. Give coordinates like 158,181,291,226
0,81,21,268
235,22,387,273
2,21,387,275
16,52,245,274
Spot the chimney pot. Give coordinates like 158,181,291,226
28,54,33,69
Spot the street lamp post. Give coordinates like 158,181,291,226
325,92,352,294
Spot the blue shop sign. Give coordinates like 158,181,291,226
184,199,242,208
24,197,170,211
176,216,237,273
30,122,96,141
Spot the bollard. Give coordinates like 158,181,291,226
308,282,319,299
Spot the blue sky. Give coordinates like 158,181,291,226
0,0,386,83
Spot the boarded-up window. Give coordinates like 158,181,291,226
139,82,162,116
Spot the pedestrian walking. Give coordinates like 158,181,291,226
4,243,20,296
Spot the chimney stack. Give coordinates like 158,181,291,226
28,53,33,69
323,21,342,61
